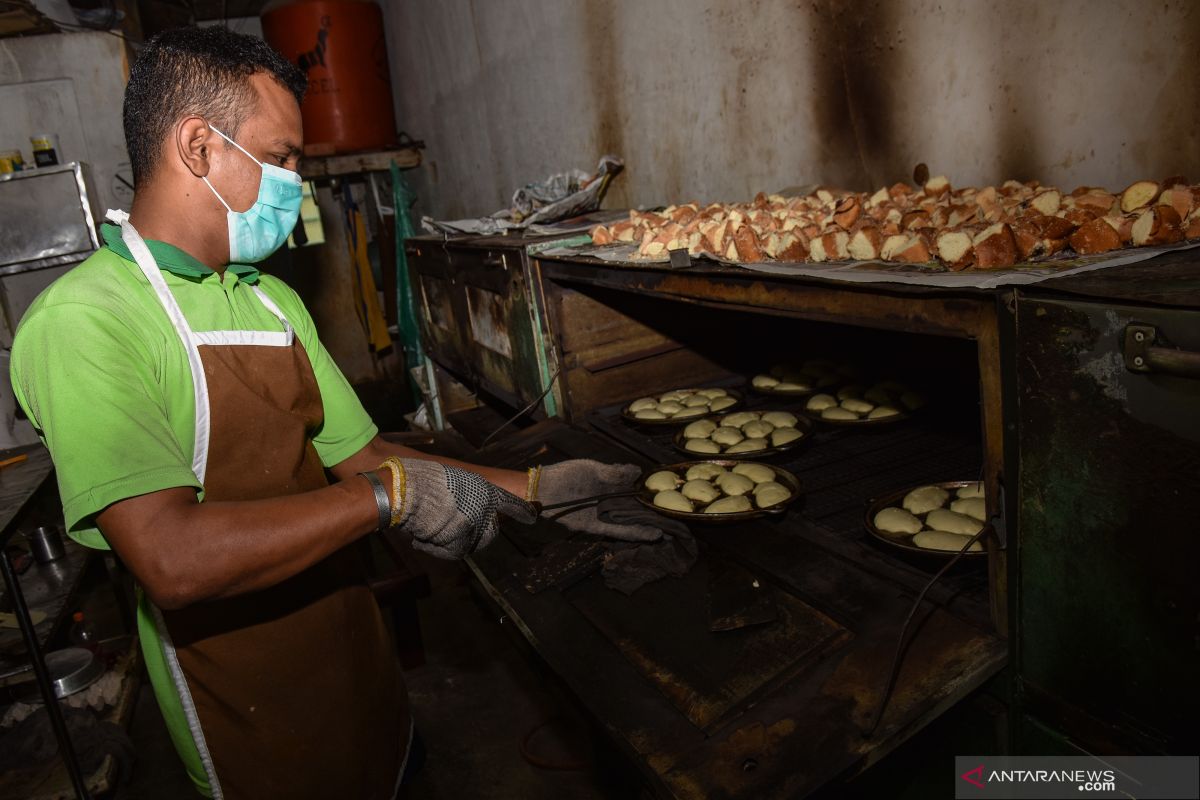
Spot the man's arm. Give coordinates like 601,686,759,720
96,473,389,611
97,441,528,611
328,435,528,498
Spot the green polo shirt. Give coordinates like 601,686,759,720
11,223,378,548
11,224,381,797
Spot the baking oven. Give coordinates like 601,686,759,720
461,254,1014,798
408,235,1198,796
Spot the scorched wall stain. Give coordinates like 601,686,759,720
382,0,1200,219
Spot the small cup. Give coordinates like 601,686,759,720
26,525,65,563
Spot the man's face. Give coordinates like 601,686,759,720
204,72,303,213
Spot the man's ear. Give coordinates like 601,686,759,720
175,116,215,179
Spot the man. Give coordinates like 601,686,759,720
11,26,656,800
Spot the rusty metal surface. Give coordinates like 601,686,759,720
405,237,555,410
1033,248,1200,309
536,255,1001,329
1013,294,1200,753
569,558,850,734
468,420,1005,799
708,558,778,633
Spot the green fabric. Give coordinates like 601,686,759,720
99,223,261,283
10,232,380,797
11,240,378,547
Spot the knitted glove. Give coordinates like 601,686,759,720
394,460,536,560
528,459,662,542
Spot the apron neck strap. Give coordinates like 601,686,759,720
108,210,196,340
106,209,292,334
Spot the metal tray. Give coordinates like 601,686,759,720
621,388,744,427
671,414,815,459
863,480,990,557
637,460,802,525
748,380,820,399
12,647,104,702
800,404,912,428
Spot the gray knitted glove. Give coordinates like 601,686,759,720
395,460,537,560
531,459,662,542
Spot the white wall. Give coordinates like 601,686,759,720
0,31,130,215
381,0,1200,219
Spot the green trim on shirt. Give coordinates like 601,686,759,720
99,223,261,283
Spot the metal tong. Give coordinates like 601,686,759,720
533,490,640,520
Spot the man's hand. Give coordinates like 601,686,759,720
531,460,662,542
394,460,536,559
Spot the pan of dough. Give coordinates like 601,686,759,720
622,387,744,426
863,480,990,557
638,460,802,524
800,380,925,427
748,360,858,397
671,410,814,459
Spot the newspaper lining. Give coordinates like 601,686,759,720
537,240,1200,289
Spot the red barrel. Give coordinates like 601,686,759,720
261,0,398,154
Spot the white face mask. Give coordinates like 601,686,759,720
201,124,303,263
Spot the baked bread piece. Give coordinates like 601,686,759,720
1158,187,1195,220
598,175,1199,269
972,223,1018,269
935,230,975,270
1120,180,1160,213
1131,206,1185,246
1186,209,1200,240
1069,217,1122,255
848,226,884,260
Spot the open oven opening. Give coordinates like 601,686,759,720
550,283,996,624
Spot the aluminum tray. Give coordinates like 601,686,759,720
671,414,815,459
863,480,990,557
621,389,744,427
637,460,802,525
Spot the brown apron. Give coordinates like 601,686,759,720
116,214,410,799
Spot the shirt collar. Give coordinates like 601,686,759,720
100,223,260,284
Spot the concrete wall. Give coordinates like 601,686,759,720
0,32,130,215
382,0,1200,220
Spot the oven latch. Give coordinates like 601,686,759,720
1122,324,1200,379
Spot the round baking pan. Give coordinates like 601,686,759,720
671,415,815,459
637,460,802,525
748,380,820,399
863,480,990,557
620,388,744,426
800,405,911,428
12,647,104,703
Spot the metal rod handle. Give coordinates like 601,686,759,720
1123,324,1200,379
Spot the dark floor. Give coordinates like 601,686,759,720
113,553,645,800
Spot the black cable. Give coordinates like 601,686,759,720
864,524,989,737
479,366,563,449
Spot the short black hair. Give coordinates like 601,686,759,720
123,26,306,186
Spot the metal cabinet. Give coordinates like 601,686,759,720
0,162,99,345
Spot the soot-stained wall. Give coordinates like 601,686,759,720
383,0,1200,219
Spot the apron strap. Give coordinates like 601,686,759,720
108,210,213,484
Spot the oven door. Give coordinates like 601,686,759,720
1014,295,1200,754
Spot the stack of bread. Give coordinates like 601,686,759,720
588,176,1200,270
